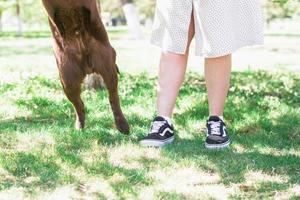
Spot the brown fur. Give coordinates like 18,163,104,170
42,0,129,133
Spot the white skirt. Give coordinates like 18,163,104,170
151,0,264,58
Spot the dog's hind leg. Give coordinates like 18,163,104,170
59,62,86,130
98,64,130,134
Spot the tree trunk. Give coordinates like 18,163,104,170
16,0,22,36
0,12,2,32
121,0,143,40
95,0,100,12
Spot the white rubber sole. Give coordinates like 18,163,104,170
205,140,231,150
139,136,175,148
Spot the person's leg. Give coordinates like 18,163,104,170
156,53,188,118
204,54,232,149
205,54,232,116
157,16,195,118
140,13,195,147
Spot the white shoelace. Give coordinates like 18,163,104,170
208,121,222,136
149,120,166,134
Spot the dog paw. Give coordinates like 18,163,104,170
116,118,130,134
75,120,85,131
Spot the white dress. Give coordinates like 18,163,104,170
151,0,264,58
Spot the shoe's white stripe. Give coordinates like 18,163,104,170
159,127,173,137
222,126,227,137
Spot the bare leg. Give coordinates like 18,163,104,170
157,13,195,118
205,54,232,116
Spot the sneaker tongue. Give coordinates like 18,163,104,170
208,116,221,122
154,116,166,122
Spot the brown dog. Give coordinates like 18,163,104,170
42,0,130,134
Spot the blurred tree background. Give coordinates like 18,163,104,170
0,0,156,37
265,0,300,24
0,0,299,36
0,1,300,198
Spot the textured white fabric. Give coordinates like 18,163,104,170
151,0,264,58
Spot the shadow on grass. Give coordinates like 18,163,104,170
162,71,300,197
231,180,294,199
0,97,74,133
0,152,61,194
86,160,153,199
161,107,300,192
0,71,299,197
0,78,153,195
163,137,300,183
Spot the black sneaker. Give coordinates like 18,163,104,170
205,116,231,149
139,116,175,147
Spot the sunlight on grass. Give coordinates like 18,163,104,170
145,167,227,199
275,185,300,199
232,170,297,199
245,171,288,184
108,145,161,170
0,68,300,199
15,133,55,153
1,29,300,199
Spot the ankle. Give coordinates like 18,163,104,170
158,115,173,125
209,115,224,121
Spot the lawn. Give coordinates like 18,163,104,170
0,32,300,200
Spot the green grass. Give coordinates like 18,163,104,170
0,30,299,199
0,31,52,38
0,28,129,39
0,70,300,199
